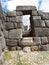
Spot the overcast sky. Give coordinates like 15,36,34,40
1,0,49,29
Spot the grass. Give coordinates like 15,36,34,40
4,51,49,65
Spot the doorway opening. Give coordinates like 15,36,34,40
22,15,31,37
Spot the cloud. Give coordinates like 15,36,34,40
7,0,38,11
38,0,49,12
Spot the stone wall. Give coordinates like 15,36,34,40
0,3,6,65
0,5,49,52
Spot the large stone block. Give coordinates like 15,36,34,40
0,20,3,31
4,22,14,30
3,30,8,38
38,11,44,15
19,37,33,46
39,20,45,27
16,6,37,11
33,19,40,27
0,31,6,51
17,22,23,28
41,44,49,51
32,11,38,15
23,47,31,52
6,17,10,22
32,16,41,20
7,11,16,16
41,13,49,20
6,39,18,46
41,37,48,44
34,28,49,36
33,37,41,45
9,29,22,39
45,20,49,27
9,16,22,22
31,45,41,51
8,46,16,50
16,11,23,16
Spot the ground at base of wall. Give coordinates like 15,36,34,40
4,50,49,65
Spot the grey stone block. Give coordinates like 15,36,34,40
0,31,6,51
4,22,14,30
41,44,49,51
6,39,18,46
17,22,23,28
9,16,22,22
0,20,3,31
16,16,22,22
34,28,49,36
3,30,8,38
38,11,44,15
6,17,10,21
7,11,16,16
45,20,49,27
19,37,33,46
32,11,38,15
32,16,41,20
23,47,31,53
16,46,22,50
41,37,48,44
9,29,22,39
9,17,17,22
34,28,42,36
16,6,37,11
41,13,49,20
40,20,45,27
9,46,16,50
14,23,17,29
33,37,41,45
33,19,40,27
16,11,23,16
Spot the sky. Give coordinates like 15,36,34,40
0,0,49,28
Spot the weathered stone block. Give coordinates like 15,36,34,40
33,20,40,27
38,11,44,15
19,37,33,46
41,13,49,20
17,22,22,28
16,11,23,16
9,29,22,39
41,37,48,44
23,47,31,52
32,16,41,20
9,46,16,50
33,37,41,45
6,39,18,46
4,22,14,30
16,46,22,50
14,23,17,29
6,17,10,21
40,20,45,27
7,11,16,16
41,44,49,51
16,6,37,11
0,31,6,51
45,20,49,27
32,11,38,15
9,16,22,22
41,45,46,51
31,46,41,51
3,30,8,38
34,28,49,36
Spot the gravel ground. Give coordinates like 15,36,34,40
4,51,49,65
